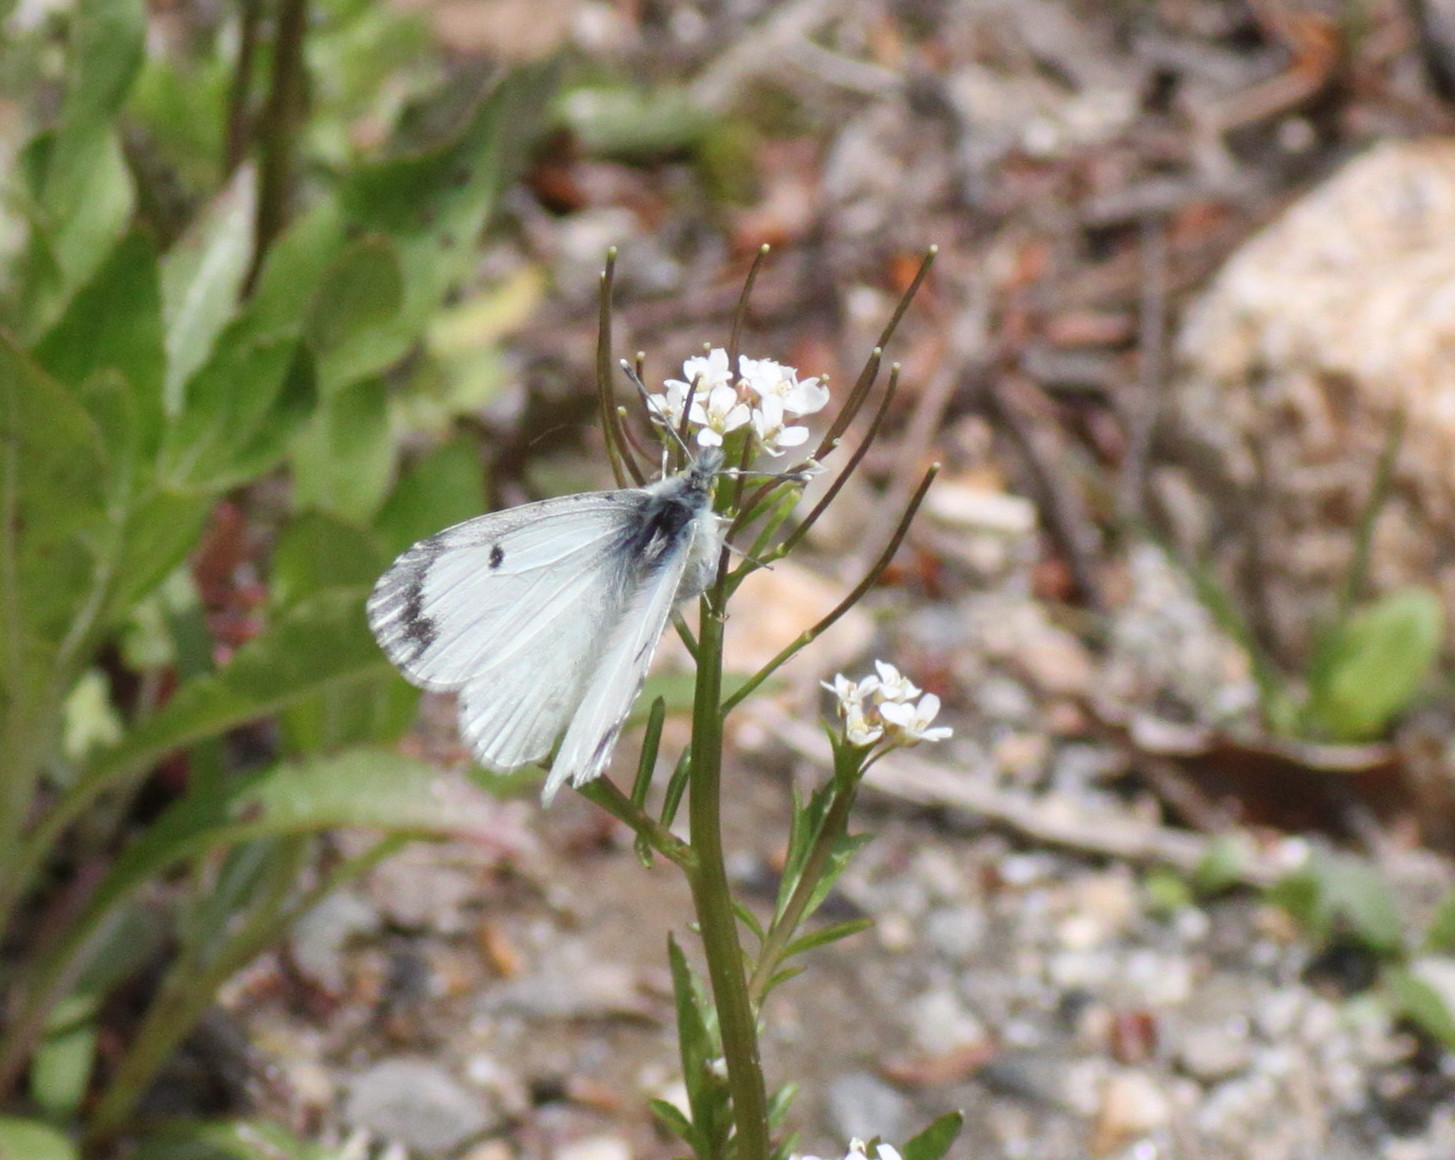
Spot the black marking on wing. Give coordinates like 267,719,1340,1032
488,543,504,569
396,537,446,663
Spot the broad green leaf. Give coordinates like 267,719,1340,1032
0,1117,77,1160
33,231,165,451
21,0,144,327
94,749,506,921
159,335,299,490
242,201,351,340
307,236,405,392
373,434,485,557
1305,588,1444,742
0,336,107,680
1388,956,1455,1050
333,65,555,377
269,513,416,752
109,490,215,614
290,377,394,522
56,0,146,130
161,166,258,410
81,588,388,791
270,512,384,610
902,1111,965,1160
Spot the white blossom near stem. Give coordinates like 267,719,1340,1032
878,692,953,745
870,660,921,703
651,348,829,458
690,382,753,447
825,663,951,749
751,393,812,456
739,355,830,416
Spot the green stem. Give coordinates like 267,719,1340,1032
578,779,694,870
747,776,858,1007
246,0,309,293
688,598,769,1160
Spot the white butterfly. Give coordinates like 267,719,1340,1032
367,447,726,803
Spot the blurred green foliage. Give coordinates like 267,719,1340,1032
0,0,556,1149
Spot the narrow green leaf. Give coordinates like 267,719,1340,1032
782,916,874,959
647,1099,697,1148
129,1118,349,1160
630,697,668,809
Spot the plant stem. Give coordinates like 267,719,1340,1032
579,779,693,870
748,777,858,1007
688,598,769,1160
246,0,309,293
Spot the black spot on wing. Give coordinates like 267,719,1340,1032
489,543,504,569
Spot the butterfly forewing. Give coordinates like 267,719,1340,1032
368,492,651,770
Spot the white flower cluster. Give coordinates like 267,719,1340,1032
649,348,830,456
792,1138,903,1160
823,660,952,748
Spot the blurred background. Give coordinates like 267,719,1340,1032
6,1,1455,1158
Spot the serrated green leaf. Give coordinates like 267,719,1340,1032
902,1111,965,1160
0,1117,77,1160
1305,588,1444,742
161,166,257,410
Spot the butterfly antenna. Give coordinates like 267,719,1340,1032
620,359,696,464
